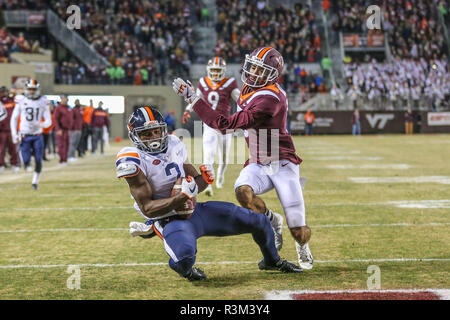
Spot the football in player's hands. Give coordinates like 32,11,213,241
171,177,197,219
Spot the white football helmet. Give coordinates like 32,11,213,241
24,79,41,99
206,56,226,82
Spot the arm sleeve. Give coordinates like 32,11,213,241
193,95,280,132
39,104,52,129
10,104,20,137
115,148,142,178
185,88,203,112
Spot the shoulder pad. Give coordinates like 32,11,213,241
116,147,141,166
116,162,139,179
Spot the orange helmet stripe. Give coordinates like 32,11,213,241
144,106,155,121
257,47,272,59
215,56,219,65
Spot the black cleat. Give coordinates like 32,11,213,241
258,258,303,273
32,184,38,190
184,267,207,281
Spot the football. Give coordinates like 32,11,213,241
171,177,196,219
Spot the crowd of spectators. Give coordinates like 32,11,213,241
214,1,322,64
0,28,43,63
344,57,450,110
0,0,47,10
50,0,199,84
331,0,448,60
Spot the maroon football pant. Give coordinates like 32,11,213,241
0,131,19,166
57,130,70,163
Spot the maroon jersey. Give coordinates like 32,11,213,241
0,96,15,132
193,83,302,166
91,108,110,129
72,105,84,131
54,104,74,131
197,76,238,117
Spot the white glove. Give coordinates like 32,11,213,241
172,78,199,105
11,134,21,144
129,221,154,237
181,176,198,199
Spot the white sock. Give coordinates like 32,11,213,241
32,172,41,185
264,208,274,221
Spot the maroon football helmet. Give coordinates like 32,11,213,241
241,47,284,88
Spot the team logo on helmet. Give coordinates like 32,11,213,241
241,47,284,88
127,106,168,154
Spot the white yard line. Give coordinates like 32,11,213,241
325,164,411,169
0,206,131,212
349,176,450,184
3,199,449,212
1,222,449,234
0,258,449,269
0,228,127,233
305,150,361,155
312,156,383,161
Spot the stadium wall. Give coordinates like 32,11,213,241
290,111,450,134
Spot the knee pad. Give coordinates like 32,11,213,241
284,203,306,228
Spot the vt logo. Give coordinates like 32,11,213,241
366,114,394,129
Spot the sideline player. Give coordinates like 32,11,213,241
172,47,314,269
0,87,20,172
182,57,240,196
10,80,51,190
116,106,302,281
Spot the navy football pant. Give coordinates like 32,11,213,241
20,135,44,173
162,201,280,277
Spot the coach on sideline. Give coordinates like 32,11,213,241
54,94,73,165
90,101,110,155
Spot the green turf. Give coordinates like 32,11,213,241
0,134,449,299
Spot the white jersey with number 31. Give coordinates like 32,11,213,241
12,95,50,135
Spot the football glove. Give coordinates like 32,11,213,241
200,164,214,184
129,221,154,238
172,78,199,105
182,110,191,124
181,176,198,199
11,134,21,144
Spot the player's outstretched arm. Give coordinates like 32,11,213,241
125,170,190,219
39,103,52,129
183,163,214,193
10,104,20,143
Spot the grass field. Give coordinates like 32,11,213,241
0,134,449,299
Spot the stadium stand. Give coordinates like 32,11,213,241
49,0,199,85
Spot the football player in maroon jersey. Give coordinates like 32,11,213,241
182,57,240,196
173,47,314,270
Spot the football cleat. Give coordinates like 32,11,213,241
129,221,155,238
204,184,214,197
32,184,38,190
258,258,303,273
184,267,207,281
270,211,283,251
296,242,314,270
